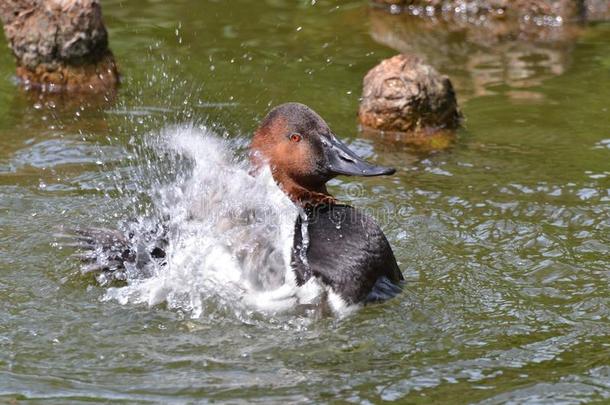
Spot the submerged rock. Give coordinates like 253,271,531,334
371,0,586,23
358,54,460,134
0,0,119,92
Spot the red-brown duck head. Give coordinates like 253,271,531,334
250,102,395,206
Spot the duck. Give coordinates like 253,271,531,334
69,102,404,314
250,103,403,307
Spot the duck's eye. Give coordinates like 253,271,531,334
290,133,302,143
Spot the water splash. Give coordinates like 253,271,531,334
102,126,299,318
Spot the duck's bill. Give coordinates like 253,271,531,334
326,135,395,177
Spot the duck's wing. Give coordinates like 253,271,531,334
291,204,403,305
56,225,167,284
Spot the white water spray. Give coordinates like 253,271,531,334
103,126,302,318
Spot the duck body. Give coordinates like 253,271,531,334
70,102,403,315
292,204,403,306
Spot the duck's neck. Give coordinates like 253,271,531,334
276,175,336,207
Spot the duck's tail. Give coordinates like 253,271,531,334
364,276,404,303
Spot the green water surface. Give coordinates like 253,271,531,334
1,1,609,403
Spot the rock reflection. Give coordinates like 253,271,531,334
0,87,116,180
359,125,457,153
8,87,116,136
368,9,580,100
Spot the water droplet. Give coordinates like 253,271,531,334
389,4,401,14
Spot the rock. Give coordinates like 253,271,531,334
371,0,586,24
358,54,460,134
0,0,119,92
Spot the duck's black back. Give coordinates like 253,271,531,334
291,204,403,304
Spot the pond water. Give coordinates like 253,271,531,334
1,0,609,403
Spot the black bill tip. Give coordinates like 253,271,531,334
325,134,396,177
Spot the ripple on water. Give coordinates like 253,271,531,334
10,138,124,171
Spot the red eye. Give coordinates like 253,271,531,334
290,133,302,143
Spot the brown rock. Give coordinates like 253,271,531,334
359,54,460,134
371,0,586,24
0,0,119,92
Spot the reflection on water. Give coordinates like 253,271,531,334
369,9,580,100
